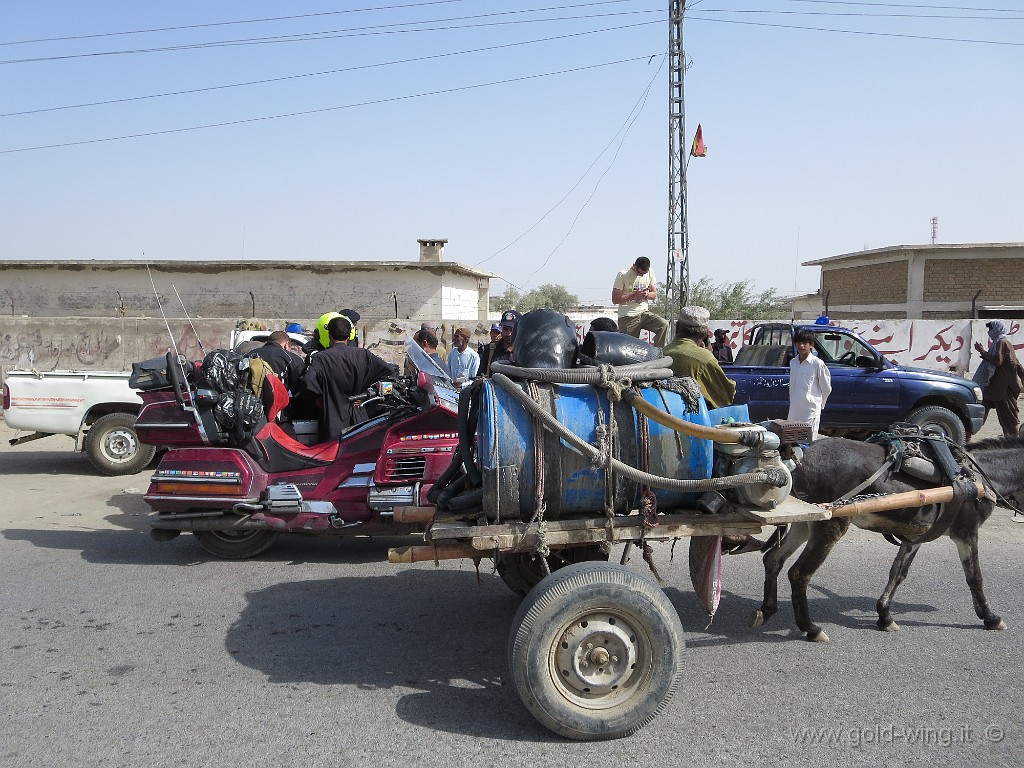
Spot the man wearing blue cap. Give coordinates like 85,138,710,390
480,310,520,374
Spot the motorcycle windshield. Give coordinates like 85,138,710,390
404,339,459,409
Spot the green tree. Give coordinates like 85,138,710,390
652,277,788,321
490,283,579,314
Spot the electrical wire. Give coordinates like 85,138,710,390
518,55,662,289
0,21,660,118
0,0,639,45
473,54,664,274
687,13,1024,45
0,56,656,154
0,7,663,65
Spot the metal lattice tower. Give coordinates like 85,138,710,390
666,1,688,314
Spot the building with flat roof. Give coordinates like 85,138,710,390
803,243,1024,319
0,240,498,322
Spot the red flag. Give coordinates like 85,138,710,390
690,124,706,158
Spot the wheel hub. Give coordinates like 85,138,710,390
103,428,137,461
553,612,640,699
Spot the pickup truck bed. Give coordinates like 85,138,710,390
2,369,156,475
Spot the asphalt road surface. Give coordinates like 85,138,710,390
1,418,1022,767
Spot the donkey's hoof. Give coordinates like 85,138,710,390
877,618,900,632
748,610,765,628
806,630,830,643
985,617,1007,631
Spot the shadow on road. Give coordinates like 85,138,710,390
224,568,557,742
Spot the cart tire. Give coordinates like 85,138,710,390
85,412,156,476
507,562,684,740
496,545,609,597
193,529,278,560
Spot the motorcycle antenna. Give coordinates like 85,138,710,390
146,264,179,358
171,283,206,357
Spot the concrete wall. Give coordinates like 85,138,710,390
0,260,490,322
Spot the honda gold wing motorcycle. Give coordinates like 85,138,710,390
133,340,459,559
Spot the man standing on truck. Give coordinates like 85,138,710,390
611,257,669,347
788,329,832,440
663,306,736,409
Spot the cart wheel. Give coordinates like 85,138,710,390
496,545,609,597
507,562,684,740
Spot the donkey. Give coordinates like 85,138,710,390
749,436,1023,642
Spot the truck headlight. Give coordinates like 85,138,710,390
973,386,983,403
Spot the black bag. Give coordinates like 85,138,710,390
201,349,244,393
129,354,194,391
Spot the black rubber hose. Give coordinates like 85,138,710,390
426,451,464,505
445,487,484,512
457,382,482,488
490,359,672,384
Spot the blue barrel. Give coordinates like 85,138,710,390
476,380,749,520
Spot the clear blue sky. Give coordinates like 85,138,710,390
2,1,1022,305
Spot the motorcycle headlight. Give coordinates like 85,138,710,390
973,386,983,403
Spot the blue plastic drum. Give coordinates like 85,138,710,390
476,380,748,519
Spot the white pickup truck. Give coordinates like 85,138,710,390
2,369,156,475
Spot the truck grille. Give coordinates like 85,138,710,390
383,456,426,481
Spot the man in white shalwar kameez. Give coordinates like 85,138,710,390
788,329,832,440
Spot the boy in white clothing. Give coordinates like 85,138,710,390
788,329,832,440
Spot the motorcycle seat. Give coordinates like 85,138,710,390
252,372,339,471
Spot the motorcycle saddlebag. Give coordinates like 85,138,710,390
129,355,194,391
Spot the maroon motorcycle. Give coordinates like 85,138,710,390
134,342,459,559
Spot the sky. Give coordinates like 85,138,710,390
1,1,1022,306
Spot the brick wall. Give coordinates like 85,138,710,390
923,257,1024,303
823,261,908,304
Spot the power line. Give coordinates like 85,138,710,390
474,56,665,276
0,21,659,118
778,1,1023,11
0,6,662,64
687,13,1024,44
698,7,1024,20
1,0,637,45
0,56,656,154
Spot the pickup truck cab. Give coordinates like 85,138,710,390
3,369,156,474
728,323,985,444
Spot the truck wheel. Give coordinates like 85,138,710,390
906,406,967,445
193,529,278,560
507,562,684,740
496,545,609,597
85,412,157,476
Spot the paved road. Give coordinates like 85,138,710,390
1,419,1021,767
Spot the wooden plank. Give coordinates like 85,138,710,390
737,495,833,524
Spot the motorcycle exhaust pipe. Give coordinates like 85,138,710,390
151,516,269,532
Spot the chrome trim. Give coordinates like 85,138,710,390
144,494,259,503
339,476,372,488
138,422,194,429
150,476,242,485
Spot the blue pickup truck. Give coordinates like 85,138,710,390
726,323,985,444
